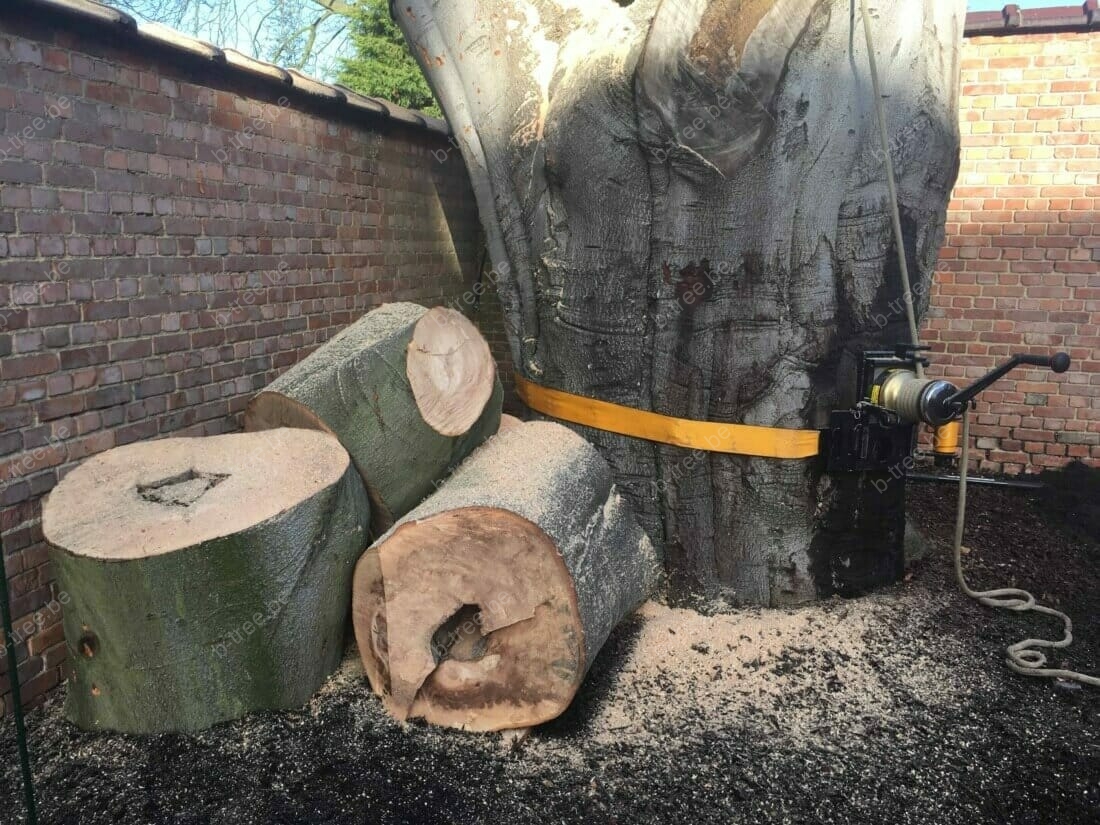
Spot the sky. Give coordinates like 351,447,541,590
968,0,1075,8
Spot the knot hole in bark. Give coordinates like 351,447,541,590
664,259,718,310
78,629,99,658
137,469,230,507
431,604,487,664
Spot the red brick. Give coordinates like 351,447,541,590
25,621,65,656
2,353,59,380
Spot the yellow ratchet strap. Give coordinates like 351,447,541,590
514,375,821,459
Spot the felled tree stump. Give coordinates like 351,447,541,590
42,429,370,733
245,302,502,533
352,421,660,732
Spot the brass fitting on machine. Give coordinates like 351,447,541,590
872,370,959,427
933,420,961,466
870,351,1071,430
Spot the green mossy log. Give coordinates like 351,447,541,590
244,302,502,535
43,429,370,734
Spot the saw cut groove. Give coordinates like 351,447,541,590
137,469,230,507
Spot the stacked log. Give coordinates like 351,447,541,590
352,421,661,732
245,302,502,534
43,429,369,733
43,304,654,735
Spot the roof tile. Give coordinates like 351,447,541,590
136,21,225,62
9,0,452,136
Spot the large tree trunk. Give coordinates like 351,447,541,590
352,420,659,731
393,0,964,605
42,429,370,733
245,303,502,534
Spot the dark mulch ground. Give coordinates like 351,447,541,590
3,472,1099,825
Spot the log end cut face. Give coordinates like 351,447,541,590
353,507,585,732
43,428,353,560
406,307,496,437
496,413,524,434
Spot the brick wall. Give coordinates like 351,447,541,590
924,30,1100,474
0,12,483,712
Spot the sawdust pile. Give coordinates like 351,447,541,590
528,590,993,754
320,582,993,755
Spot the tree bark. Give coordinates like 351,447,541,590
352,420,659,731
245,302,502,534
393,0,965,605
42,429,370,733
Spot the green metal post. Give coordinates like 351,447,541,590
0,529,38,825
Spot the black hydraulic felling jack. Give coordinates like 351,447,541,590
824,345,1072,474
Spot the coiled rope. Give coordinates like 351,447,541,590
954,411,1100,686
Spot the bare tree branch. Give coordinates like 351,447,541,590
309,0,354,15
108,0,353,78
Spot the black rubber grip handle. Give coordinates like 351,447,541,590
1017,352,1071,373
948,351,1073,410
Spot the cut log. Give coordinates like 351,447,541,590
245,302,502,534
42,429,370,733
352,420,660,731
497,413,523,433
